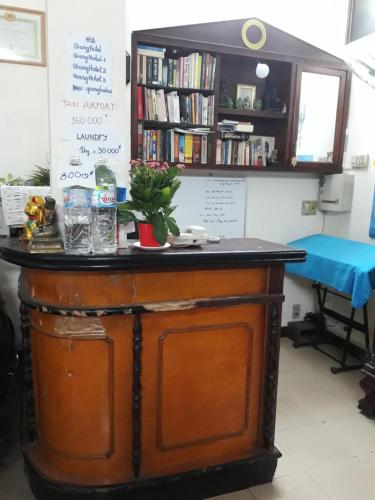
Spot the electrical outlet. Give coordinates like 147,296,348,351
292,304,301,319
301,200,317,215
351,154,369,169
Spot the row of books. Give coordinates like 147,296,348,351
137,44,216,90
216,136,275,166
218,119,254,133
137,126,210,164
137,87,215,126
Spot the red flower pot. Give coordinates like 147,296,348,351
138,223,160,247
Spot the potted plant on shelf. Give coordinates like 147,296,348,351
117,160,184,247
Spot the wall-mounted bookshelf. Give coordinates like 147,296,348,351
131,19,350,174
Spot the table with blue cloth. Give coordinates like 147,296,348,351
286,234,375,373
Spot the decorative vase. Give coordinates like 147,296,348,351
138,222,160,247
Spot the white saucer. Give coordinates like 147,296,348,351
133,241,171,251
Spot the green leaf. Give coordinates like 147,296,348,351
167,166,178,179
166,216,180,236
117,209,137,224
149,212,168,245
28,166,50,186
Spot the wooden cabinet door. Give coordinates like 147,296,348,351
291,65,349,172
141,303,266,478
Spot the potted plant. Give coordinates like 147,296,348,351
117,160,184,247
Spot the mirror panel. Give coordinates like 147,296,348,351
296,72,340,163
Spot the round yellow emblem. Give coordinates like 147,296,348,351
241,19,267,51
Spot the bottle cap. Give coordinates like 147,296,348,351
117,187,126,202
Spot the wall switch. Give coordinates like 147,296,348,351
301,200,317,215
292,304,301,319
351,154,369,169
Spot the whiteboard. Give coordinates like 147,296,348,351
173,177,246,238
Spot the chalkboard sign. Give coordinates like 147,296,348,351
173,177,246,238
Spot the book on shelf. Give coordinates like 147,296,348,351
219,131,253,140
216,136,275,166
137,125,210,165
137,86,214,125
173,127,212,135
137,44,166,58
184,134,193,163
218,120,254,133
137,46,216,89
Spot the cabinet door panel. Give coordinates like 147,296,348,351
292,65,347,171
32,325,114,458
29,313,135,486
141,304,266,477
158,322,251,449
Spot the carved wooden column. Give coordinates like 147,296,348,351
19,301,36,444
358,349,375,418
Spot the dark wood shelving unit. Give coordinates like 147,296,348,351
180,164,340,174
217,107,288,119
140,120,214,129
131,19,350,175
137,83,214,95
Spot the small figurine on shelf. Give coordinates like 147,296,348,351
243,96,253,110
227,97,234,108
23,195,63,253
253,98,262,111
219,80,231,107
235,97,244,109
262,75,283,112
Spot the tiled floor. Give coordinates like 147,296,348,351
1,338,374,499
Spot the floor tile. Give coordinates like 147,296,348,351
308,456,375,500
274,451,302,478
361,450,375,472
250,471,330,500
276,421,355,470
207,489,254,499
0,456,34,499
323,413,375,455
275,397,314,432
1,338,371,499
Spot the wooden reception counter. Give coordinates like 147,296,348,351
0,238,305,500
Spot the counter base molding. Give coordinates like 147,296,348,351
25,448,280,500
0,238,306,499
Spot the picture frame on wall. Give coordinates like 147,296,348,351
0,5,46,66
236,83,256,110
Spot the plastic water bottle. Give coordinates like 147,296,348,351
91,160,117,254
63,187,92,255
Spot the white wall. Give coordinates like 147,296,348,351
4,0,369,334
321,75,375,345
46,0,128,202
0,0,48,340
324,77,375,243
126,0,350,325
0,0,49,180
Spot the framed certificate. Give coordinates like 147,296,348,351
0,5,46,66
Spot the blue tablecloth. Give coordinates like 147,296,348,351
285,234,375,308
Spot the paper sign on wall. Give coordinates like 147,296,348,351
68,35,112,97
173,177,246,238
56,161,96,189
62,34,124,170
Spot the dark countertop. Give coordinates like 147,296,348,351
0,238,306,271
